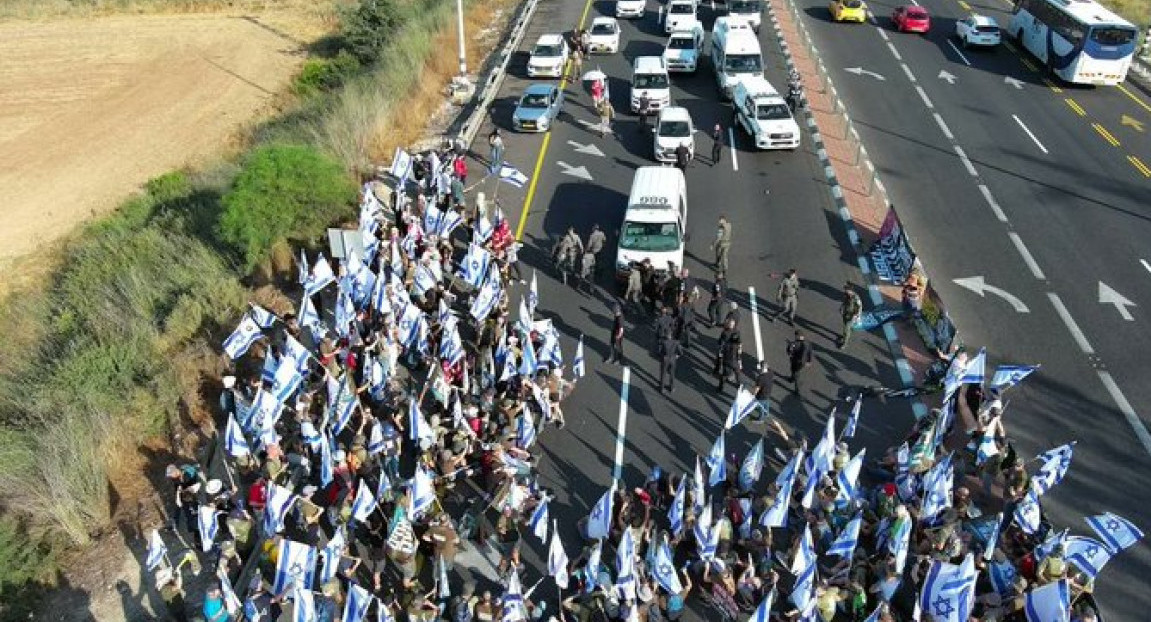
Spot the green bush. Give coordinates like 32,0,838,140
218,144,356,269
340,0,412,64
293,51,363,98
0,515,61,620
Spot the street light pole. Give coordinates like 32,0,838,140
456,0,467,77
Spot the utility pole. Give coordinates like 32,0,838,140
450,0,475,104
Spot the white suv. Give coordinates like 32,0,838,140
653,107,696,162
527,34,569,78
586,17,621,54
955,15,1001,47
616,0,645,18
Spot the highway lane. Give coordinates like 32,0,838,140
791,0,1151,615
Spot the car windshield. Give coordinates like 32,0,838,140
533,44,562,57
756,104,791,120
592,24,616,35
842,0,863,7
907,9,927,18
670,4,694,13
975,25,999,33
521,93,549,108
667,36,694,49
659,120,692,137
1090,26,1136,46
620,221,681,252
725,54,762,73
730,0,762,11
635,73,670,88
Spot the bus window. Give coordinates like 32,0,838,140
1090,27,1135,46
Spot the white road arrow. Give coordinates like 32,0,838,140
1098,281,1136,321
567,140,605,157
1004,76,1024,89
938,70,957,85
556,161,594,181
952,276,1030,313
844,67,886,81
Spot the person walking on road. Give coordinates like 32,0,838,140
487,128,505,173
608,304,626,364
773,268,800,325
723,300,741,331
659,334,682,393
598,98,615,138
711,123,723,166
577,250,596,294
707,277,727,327
786,330,813,394
674,143,690,172
654,306,675,358
712,216,732,277
585,224,607,277
638,93,652,132
715,318,742,393
839,282,863,349
554,227,583,285
624,264,644,313
675,292,697,349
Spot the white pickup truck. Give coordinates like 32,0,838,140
733,76,800,150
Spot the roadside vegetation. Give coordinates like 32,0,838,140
0,0,520,616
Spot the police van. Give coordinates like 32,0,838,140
616,167,688,281
711,17,764,99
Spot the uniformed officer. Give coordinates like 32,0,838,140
774,268,800,325
786,330,814,394
608,304,626,364
654,306,675,357
707,277,727,327
586,223,607,276
715,319,742,393
659,334,682,393
712,216,732,276
839,282,863,349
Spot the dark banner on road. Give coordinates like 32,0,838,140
868,206,916,283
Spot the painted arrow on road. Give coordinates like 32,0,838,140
1099,281,1137,321
567,140,605,157
938,70,957,85
557,161,594,181
1004,76,1024,89
1121,114,1145,132
844,67,886,81
952,276,1029,313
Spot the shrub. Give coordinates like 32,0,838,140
293,51,363,98
340,0,412,64
218,144,356,269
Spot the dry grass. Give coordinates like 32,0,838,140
1104,0,1149,29
2,0,343,23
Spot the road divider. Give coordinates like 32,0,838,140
1091,123,1120,147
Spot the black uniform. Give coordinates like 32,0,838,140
711,125,723,165
659,336,682,392
608,313,625,364
654,310,675,357
707,280,727,327
676,304,696,348
787,337,814,393
716,328,741,392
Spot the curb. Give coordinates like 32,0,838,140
767,0,929,418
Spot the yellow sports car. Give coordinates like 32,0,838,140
829,0,867,22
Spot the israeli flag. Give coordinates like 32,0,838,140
223,315,263,359
298,249,310,285
299,294,324,340
145,529,167,570
408,398,435,445
389,147,413,182
440,322,464,367
582,540,603,594
695,512,720,561
528,270,539,314
413,263,438,296
1024,580,1070,622
890,516,912,573
725,385,758,429
750,589,775,622
469,271,502,322
1034,529,1068,563
959,347,987,385
409,466,436,518
300,420,322,452
498,163,529,188
400,224,421,259
843,396,862,439
330,378,359,437
1032,442,1076,496
539,324,563,369
333,287,357,338
516,414,538,450
828,514,862,559
983,512,1004,561
692,457,706,514
502,570,527,622
303,254,336,298
706,433,726,486
459,244,491,289
320,528,346,585
474,210,494,244
351,478,378,523
224,412,250,458
218,568,242,615
759,474,793,529
434,208,463,237
617,524,636,579
519,335,539,377
668,477,686,536
291,579,315,622
988,559,1018,598
739,440,764,492
264,483,296,535
1062,535,1111,580
836,448,866,504
1014,487,1042,535
260,347,279,385
274,539,317,594
423,205,446,237
377,471,392,500
249,303,278,329
921,453,953,523
789,525,817,610
917,554,978,622
197,506,218,552
528,498,549,542
572,335,586,379
320,434,334,488
517,297,533,335
976,419,1001,465
547,519,570,589
367,421,387,455
991,363,1040,390
586,488,613,540
270,355,304,405
343,582,373,622
1085,511,1144,554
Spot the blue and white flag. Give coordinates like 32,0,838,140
320,528,346,585
538,323,563,369
249,303,278,329
843,396,862,439
291,580,315,622
498,163,529,188
351,478,377,523
653,537,682,594
739,440,764,492
300,420,322,452
519,334,538,377
586,488,613,540
890,516,912,573
299,294,324,340
319,434,334,488
145,529,167,570
692,457,706,514
1014,486,1042,535
413,263,438,297
582,540,603,594
617,524,636,579
303,254,336,298
836,448,866,503
1064,535,1112,580
988,559,1019,598
725,386,758,430
298,249,310,285
270,355,304,406
408,398,436,446
334,285,357,337
437,553,451,600
264,483,296,535
572,335,586,379
274,539,317,594
223,315,263,359
377,471,392,500
917,554,978,622
707,433,727,487
959,348,987,385
547,519,570,589
459,244,492,289
1034,529,1067,563
261,348,279,385
668,476,686,536
197,506,218,552
1024,580,1070,622
991,364,1040,390
750,589,775,622
976,418,1001,466
502,570,527,622
801,412,836,509
1032,442,1075,496
1085,511,1144,554
248,388,282,437
225,412,250,457
759,473,794,529
474,209,494,244
367,421,387,455
694,505,720,561
469,271,502,322
218,568,242,615
529,498,549,543
789,525,817,610
528,270,539,315
440,320,465,366
921,453,954,524
828,514,862,559
409,466,436,519
329,376,359,437
984,512,1004,561
343,582,373,622
389,147,413,183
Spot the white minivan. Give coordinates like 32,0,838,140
630,56,672,113
653,106,695,162
663,24,705,73
711,17,764,99
616,167,688,280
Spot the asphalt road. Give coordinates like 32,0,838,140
790,0,1151,615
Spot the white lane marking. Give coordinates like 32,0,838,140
954,145,978,176
729,127,739,171
1097,370,1151,457
915,85,934,108
878,28,890,41
1098,281,1137,321
901,63,917,83
1047,293,1094,354
1008,232,1047,280
748,286,765,363
946,39,972,66
612,366,631,483
978,184,1008,222
933,112,954,139
887,42,903,60
1012,114,1049,154
1141,258,1151,276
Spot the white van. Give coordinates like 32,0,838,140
711,18,764,99
630,56,671,113
616,167,688,280
733,76,800,150
663,24,705,73
726,0,763,32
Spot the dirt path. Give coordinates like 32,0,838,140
0,14,305,282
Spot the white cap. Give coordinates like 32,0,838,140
222,375,236,389
205,479,223,495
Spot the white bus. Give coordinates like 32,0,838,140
1007,0,1138,85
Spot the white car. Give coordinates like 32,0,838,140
586,17,621,54
653,107,695,162
955,15,1001,47
664,0,699,34
663,25,704,72
733,76,800,150
527,34,569,78
616,0,645,18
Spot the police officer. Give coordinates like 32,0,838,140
586,223,607,276
773,268,800,325
723,300,741,330
786,330,813,394
839,282,863,349
707,277,727,327
674,143,690,172
715,318,742,393
712,216,732,276
638,92,652,131
711,122,723,166
675,292,696,349
659,333,682,393
608,304,626,364
654,306,675,357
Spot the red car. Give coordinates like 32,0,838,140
892,5,931,33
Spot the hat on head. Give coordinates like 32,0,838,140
222,375,236,389
205,479,223,495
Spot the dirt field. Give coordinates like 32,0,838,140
0,14,307,282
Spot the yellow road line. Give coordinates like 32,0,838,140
957,0,971,9
1129,155,1151,177
1042,78,1062,93
1117,84,1151,114
1064,98,1086,116
1092,123,1120,147
1020,58,1037,72
514,0,597,241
